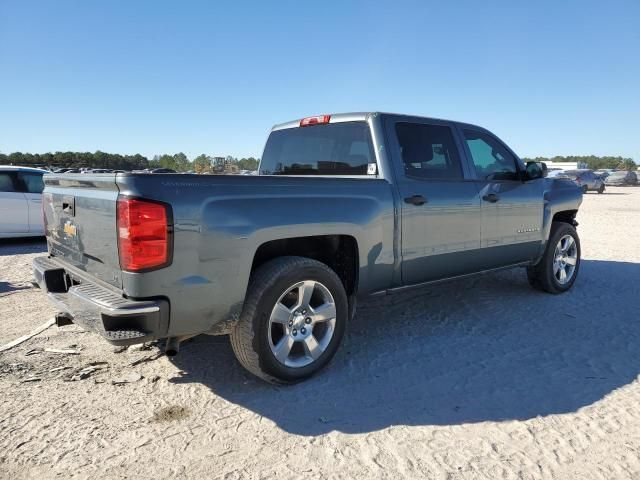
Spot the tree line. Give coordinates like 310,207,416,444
1,151,635,173
522,155,637,171
0,151,260,172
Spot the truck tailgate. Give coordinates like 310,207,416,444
43,174,123,289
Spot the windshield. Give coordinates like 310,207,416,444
260,122,375,175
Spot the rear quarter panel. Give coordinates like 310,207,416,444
116,174,396,336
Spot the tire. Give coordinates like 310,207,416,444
527,222,581,294
598,185,605,194
230,256,348,383
581,185,588,194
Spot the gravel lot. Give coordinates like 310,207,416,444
1,186,639,479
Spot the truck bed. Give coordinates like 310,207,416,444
40,172,396,341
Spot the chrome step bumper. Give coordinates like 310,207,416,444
32,256,169,346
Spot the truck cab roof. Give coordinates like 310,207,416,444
0,165,49,173
271,112,488,133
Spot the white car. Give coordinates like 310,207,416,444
0,166,47,238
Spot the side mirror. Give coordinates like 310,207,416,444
525,161,545,180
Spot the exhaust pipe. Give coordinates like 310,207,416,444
165,337,181,357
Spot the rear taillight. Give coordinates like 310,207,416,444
117,197,172,272
299,115,331,127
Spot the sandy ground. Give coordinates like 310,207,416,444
1,186,639,479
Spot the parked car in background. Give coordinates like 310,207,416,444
604,170,638,186
0,166,47,238
547,170,570,179
594,169,613,180
563,169,605,193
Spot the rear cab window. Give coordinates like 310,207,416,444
259,122,375,175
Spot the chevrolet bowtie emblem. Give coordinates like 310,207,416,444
63,221,77,237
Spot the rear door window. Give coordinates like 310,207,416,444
260,122,374,175
17,172,45,193
395,123,464,180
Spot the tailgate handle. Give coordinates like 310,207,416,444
62,196,75,216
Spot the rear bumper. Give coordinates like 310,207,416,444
32,256,169,345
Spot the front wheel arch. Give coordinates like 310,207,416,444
527,222,581,294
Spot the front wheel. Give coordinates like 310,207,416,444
598,185,605,194
230,256,348,383
527,222,581,294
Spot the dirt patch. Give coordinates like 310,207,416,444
152,405,190,423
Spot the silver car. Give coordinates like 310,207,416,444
0,165,47,238
563,169,605,194
604,170,638,186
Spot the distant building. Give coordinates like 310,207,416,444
544,161,587,171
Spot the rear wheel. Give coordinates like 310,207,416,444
582,185,588,194
527,222,581,294
598,185,605,194
230,256,348,383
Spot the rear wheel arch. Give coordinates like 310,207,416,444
250,235,360,298
231,255,349,382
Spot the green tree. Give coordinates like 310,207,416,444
193,154,212,173
173,152,190,172
237,157,259,170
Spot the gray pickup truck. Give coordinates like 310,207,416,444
33,112,582,383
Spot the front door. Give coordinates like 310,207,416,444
0,172,28,234
386,118,482,285
460,128,544,268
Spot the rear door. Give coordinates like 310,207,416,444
16,171,45,234
385,117,482,285
0,171,28,234
459,127,543,268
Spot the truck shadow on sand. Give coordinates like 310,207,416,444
0,238,47,257
170,259,640,435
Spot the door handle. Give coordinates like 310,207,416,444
482,193,500,203
404,195,427,206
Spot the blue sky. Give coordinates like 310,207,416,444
1,1,638,161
